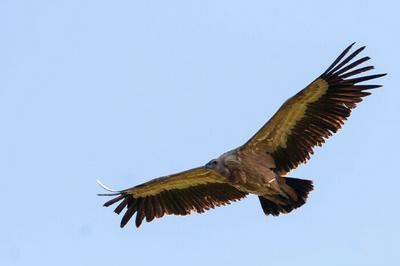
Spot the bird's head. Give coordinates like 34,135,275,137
205,158,231,176
205,159,218,170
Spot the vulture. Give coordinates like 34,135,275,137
98,43,386,228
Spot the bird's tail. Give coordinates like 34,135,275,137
259,177,313,216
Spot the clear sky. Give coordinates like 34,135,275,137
1,1,399,265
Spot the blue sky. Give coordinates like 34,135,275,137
1,1,399,265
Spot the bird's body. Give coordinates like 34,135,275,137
99,43,385,228
209,148,281,196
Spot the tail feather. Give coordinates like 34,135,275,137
259,177,313,216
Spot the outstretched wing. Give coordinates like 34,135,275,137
99,167,247,228
243,43,386,175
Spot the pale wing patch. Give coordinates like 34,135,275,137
130,168,225,197
249,79,328,151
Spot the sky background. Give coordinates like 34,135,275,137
1,1,399,265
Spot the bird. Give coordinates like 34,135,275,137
98,43,386,228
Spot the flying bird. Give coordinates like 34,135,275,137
98,43,385,228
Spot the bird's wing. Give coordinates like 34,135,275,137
242,43,386,175
98,167,247,228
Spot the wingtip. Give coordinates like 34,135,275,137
120,217,129,228
345,42,357,52
371,73,388,79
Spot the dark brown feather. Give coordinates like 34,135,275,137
145,196,155,222
328,46,366,75
135,199,146,227
323,42,355,74
120,198,139,228
151,196,164,218
114,198,128,214
332,56,370,76
103,195,124,207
